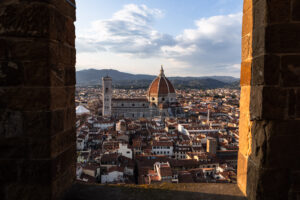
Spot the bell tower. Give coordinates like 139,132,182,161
102,76,112,117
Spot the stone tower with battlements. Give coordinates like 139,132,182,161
102,76,112,117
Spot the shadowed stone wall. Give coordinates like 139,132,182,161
0,0,76,199
238,0,300,199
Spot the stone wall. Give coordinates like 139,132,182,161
238,0,300,199
1,0,299,199
0,1,76,200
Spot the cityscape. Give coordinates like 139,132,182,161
2,0,299,199
75,67,240,184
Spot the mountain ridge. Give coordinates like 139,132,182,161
76,68,240,89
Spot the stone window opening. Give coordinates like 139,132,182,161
1,1,300,200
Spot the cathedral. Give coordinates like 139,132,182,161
102,66,182,119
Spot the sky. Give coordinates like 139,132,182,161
75,0,243,77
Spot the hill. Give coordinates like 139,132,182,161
76,69,240,89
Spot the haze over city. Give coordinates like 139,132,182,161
76,0,243,77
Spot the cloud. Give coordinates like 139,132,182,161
77,4,175,57
161,13,242,75
76,4,242,76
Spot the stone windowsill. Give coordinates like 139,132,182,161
62,182,246,200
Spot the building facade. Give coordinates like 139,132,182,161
103,67,183,119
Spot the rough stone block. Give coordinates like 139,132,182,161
296,89,300,118
252,25,265,57
23,61,51,86
288,89,296,117
267,0,291,23
50,63,65,86
51,109,65,134
19,159,52,184
256,168,290,200
52,164,76,200
23,111,51,137
49,42,76,66
249,120,267,166
0,110,23,138
281,55,300,87
292,0,300,21
266,135,300,169
64,106,76,131
253,0,266,28
252,55,280,86
0,3,51,38
50,0,76,21
52,145,76,181
0,160,18,183
5,184,51,200
249,86,263,120
242,34,252,61
64,67,76,86
0,60,24,86
49,6,75,46
250,86,287,120
266,23,300,53
66,86,75,107
237,151,248,195
17,0,76,20
0,3,75,44
245,159,259,200
242,8,253,37
243,0,253,13
0,38,49,62
265,119,300,137
50,87,68,110
51,128,75,158
0,87,51,111
241,61,252,86
0,137,28,159
239,113,251,156
262,86,288,119
28,137,51,159
250,120,300,169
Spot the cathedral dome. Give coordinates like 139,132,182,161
148,66,175,97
